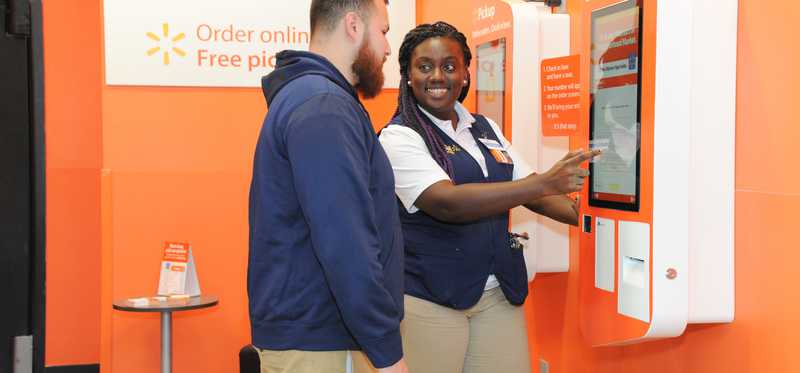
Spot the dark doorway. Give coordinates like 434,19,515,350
0,0,45,372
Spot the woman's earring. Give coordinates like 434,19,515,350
407,81,412,86
463,80,468,85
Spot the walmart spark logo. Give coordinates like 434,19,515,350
146,23,186,65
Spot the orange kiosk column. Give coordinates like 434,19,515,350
577,0,737,345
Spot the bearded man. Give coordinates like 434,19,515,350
247,1,408,372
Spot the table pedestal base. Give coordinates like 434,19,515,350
161,311,172,373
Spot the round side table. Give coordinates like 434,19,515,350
113,295,218,373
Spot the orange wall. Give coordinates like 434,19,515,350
94,11,399,373
43,0,103,366
44,0,800,372
41,1,398,370
526,1,800,373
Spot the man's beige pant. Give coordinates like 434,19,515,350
400,287,531,373
258,348,376,373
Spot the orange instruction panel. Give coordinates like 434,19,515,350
541,54,581,137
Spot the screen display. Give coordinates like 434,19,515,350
476,38,506,132
589,0,642,211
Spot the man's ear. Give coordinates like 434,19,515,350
342,11,364,42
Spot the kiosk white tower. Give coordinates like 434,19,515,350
472,0,571,276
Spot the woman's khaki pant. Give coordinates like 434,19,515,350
400,287,532,373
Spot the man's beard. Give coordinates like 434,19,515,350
351,38,384,99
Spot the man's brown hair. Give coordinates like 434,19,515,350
309,0,388,36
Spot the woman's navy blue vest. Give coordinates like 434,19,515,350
389,113,528,310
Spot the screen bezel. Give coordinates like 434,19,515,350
588,0,643,212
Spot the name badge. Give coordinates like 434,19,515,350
478,138,503,150
478,138,514,165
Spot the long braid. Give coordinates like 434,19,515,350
399,73,455,176
393,21,472,179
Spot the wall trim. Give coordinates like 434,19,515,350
46,364,100,373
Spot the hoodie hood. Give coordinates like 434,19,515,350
261,50,356,106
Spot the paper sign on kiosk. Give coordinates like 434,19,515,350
157,241,201,296
541,54,581,136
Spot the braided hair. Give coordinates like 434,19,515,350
394,21,472,178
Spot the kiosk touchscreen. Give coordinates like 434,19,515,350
476,38,507,132
589,1,641,211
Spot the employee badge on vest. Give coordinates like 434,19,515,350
478,138,514,165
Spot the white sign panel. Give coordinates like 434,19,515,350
103,0,414,88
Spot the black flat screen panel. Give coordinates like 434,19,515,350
589,0,643,212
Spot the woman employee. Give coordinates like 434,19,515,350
378,21,599,373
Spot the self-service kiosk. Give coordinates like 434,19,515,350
577,0,737,345
471,0,571,276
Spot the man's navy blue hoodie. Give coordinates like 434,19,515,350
248,50,404,368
